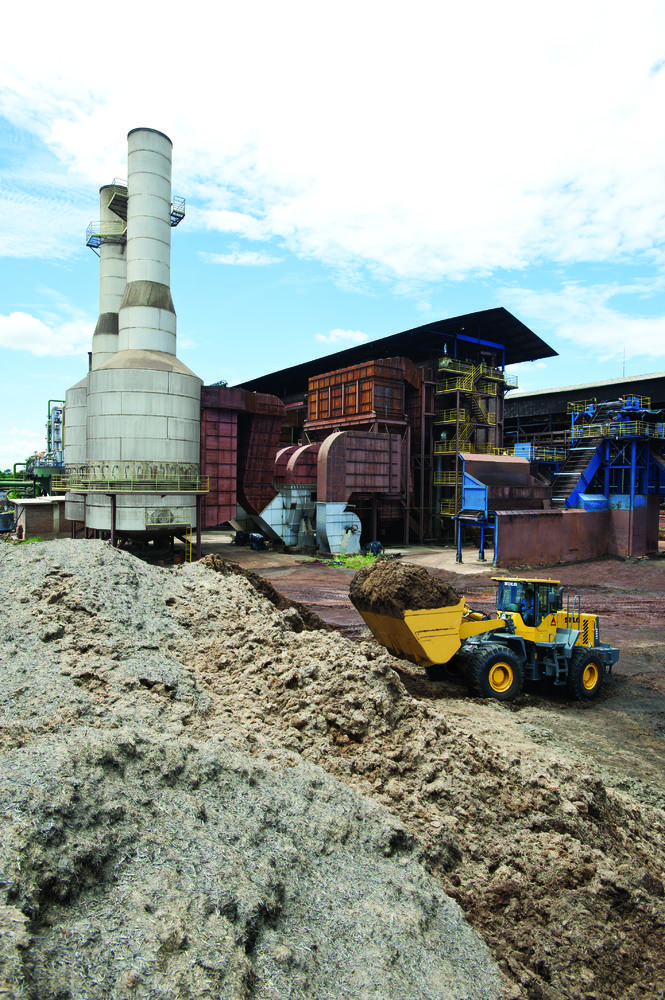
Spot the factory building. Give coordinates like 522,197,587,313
58,127,665,566
231,327,665,563
505,372,665,447
232,310,557,556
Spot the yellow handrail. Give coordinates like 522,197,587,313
52,475,209,494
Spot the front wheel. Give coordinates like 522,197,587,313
567,648,604,700
467,644,524,701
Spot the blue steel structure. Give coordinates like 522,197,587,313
552,396,665,510
453,394,665,563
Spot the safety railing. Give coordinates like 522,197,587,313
510,445,568,462
439,497,460,515
468,397,496,424
52,474,209,494
568,395,651,413
86,220,127,248
571,421,665,440
434,409,469,423
433,471,460,485
434,441,507,455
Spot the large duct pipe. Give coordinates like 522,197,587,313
91,183,127,368
118,128,176,356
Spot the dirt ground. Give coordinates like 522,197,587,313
216,538,665,815
211,536,665,998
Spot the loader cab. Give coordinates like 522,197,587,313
494,578,561,629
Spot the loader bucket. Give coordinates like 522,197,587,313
357,597,459,667
357,598,504,668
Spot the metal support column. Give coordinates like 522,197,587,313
196,494,202,561
404,426,411,545
493,515,498,566
110,494,116,547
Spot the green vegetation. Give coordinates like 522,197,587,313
315,552,379,569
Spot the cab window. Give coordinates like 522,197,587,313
496,581,524,612
497,581,537,625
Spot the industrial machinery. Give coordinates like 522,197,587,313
354,575,619,702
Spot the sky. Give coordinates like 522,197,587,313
1,0,665,471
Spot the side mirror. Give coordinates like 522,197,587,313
548,589,563,612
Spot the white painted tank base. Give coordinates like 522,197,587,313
86,358,201,466
63,377,88,467
64,493,85,521
85,493,197,534
316,502,362,554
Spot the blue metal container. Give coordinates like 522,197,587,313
0,512,14,532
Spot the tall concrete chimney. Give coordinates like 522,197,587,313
91,183,127,368
82,127,202,536
118,129,176,355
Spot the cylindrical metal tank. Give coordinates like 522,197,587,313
63,375,88,522
85,127,201,535
91,183,127,368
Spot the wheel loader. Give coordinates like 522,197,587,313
354,575,619,702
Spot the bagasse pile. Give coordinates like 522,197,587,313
1,539,665,1000
0,541,501,1000
350,559,461,617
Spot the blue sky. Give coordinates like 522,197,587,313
2,0,665,471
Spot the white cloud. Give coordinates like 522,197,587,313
199,211,272,242
501,281,665,363
0,311,92,356
315,328,369,346
0,426,46,472
2,1,665,284
0,0,665,280
200,250,281,266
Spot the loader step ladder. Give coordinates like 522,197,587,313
547,628,578,685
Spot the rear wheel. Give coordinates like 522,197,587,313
467,644,524,701
567,648,603,700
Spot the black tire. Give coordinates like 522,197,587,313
567,648,604,700
426,651,469,683
467,643,524,701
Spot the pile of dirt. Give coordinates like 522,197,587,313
199,552,331,633
349,560,461,617
1,538,665,1000
0,540,501,1000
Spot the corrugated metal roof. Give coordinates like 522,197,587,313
233,307,556,398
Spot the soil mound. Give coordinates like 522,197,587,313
200,552,331,632
0,539,500,1000
350,559,461,616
